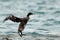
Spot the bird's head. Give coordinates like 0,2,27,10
27,12,33,17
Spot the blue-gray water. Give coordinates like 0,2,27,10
0,0,60,40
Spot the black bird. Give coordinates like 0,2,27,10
3,12,33,37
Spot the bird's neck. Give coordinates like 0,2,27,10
27,15,30,17
27,13,31,17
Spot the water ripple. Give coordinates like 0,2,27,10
55,11,60,13
46,19,56,21
42,23,53,26
0,0,11,2
38,28,49,31
37,1,46,5
54,21,60,24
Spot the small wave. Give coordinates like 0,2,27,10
25,32,60,38
55,11,60,13
49,7,55,10
5,31,17,34
28,32,60,37
37,1,46,5
47,32,60,37
0,27,6,29
35,11,45,15
0,0,11,2
42,23,53,26
42,19,57,26
47,19,56,21
54,21,60,24
0,14,11,16
38,28,49,31
29,19,39,22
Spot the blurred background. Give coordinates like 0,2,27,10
0,0,60,40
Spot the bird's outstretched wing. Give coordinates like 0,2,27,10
3,15,22,23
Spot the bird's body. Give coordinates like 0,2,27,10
18,17,29,31
18,17,29,37
3,12,33,37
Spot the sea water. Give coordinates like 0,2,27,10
0,0,60,40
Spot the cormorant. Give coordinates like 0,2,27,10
3,12,33,37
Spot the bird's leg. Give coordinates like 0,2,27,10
20,31,23,37
18,30,22,37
